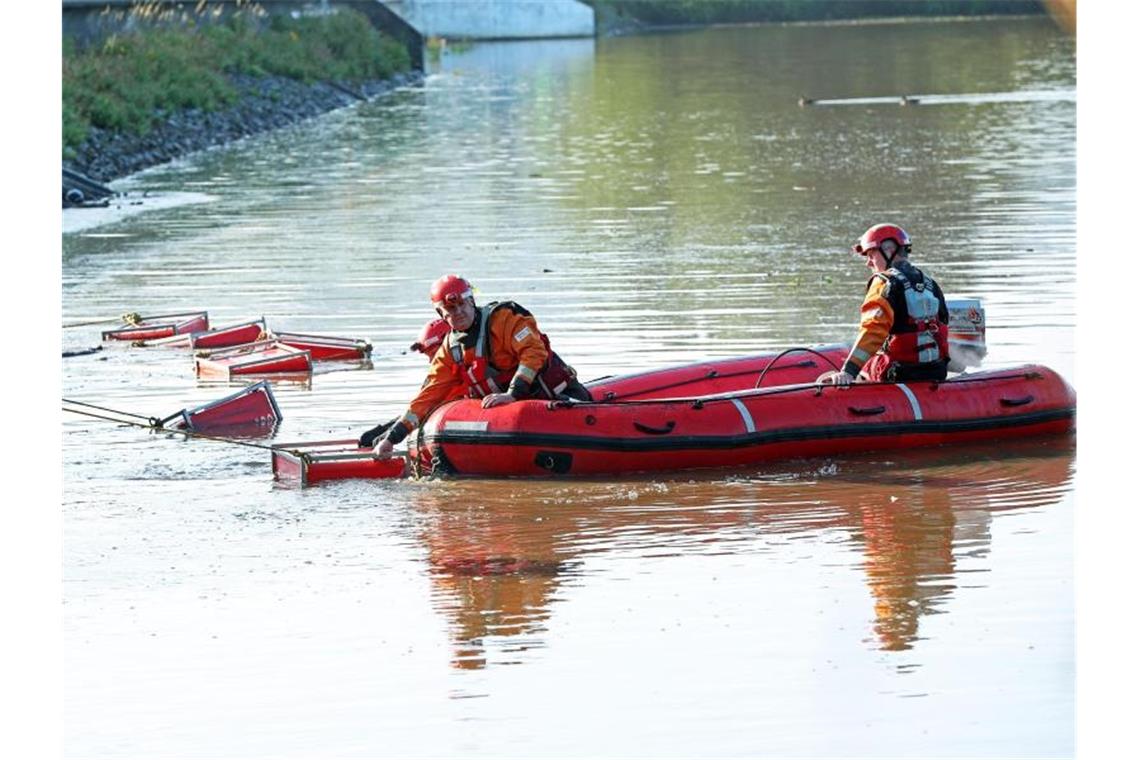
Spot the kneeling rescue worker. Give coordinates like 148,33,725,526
371,274,591,458
357,317,453,448
817,223,950,386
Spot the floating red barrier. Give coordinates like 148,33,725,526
161,380,282,432
271,439,406,487
271,331,372,361
133,317,267,349
191,318,267,350
102,311,209,342
195,340,312,378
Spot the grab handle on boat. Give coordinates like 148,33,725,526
847,405,886,416
535,451,574,474
1000,395,1034,407
633,420,676,435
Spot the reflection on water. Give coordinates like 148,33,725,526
62,16,1074,759
418,438,1072,668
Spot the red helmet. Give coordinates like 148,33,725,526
410,318,450,357
852,224,912,257
429,274,474,309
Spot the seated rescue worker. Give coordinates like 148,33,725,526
817,223,950,386
357,318,453,447
372,274,591,458
410,317,451,359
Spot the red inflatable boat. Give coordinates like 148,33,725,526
407,345,1075,478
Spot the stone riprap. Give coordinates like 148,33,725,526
65,71,423,184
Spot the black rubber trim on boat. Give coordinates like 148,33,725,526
425,407,1075,454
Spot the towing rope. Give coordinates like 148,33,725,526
62,312,141,329
62,398,284,454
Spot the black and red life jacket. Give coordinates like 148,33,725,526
446,301,578,399
870,260,949,368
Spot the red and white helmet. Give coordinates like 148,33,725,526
852,224,912,257
429,274,474,310
410,318,450,357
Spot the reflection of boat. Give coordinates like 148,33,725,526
194,340,312,378
160,380,282,433
101,311,209,341
411,436,1074,667
412,350,1076,477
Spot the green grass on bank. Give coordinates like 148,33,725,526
63,8,411,156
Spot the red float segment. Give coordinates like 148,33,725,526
102,311,209,341
271,439,407,487
194,340,312,378
271,331,372,361
132,317,267,349
190,318,268,350
161,380,282,432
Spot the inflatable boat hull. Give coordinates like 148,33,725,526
411,356,1075,477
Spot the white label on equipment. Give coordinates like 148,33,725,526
445,421,489,432
513,326,532,342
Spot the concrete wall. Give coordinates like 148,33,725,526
383,0,594,40
62,1,595,51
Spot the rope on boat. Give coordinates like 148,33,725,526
566,368,1046,409
753,347,842,388
599,359,813,402
62,398,286,454
597,346,842,402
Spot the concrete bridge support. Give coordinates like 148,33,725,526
381,0,595,40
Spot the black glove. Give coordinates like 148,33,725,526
358,418,395,448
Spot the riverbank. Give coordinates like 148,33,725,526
64,69,421,184
62,6,415,187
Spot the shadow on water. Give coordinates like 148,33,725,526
407,435,1073,668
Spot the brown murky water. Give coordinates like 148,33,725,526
62,17,1075,758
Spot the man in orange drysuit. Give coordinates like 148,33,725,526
372,274,590,458
357,317,452,447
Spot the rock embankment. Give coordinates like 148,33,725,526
65,71,422,184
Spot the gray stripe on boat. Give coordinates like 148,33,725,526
731,398,756,432
896,383,923,420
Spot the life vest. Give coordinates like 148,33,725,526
446,301,578,400
870,262,949,374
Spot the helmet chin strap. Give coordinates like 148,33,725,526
881,240,899,267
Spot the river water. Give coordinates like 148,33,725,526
61,17,1076,759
